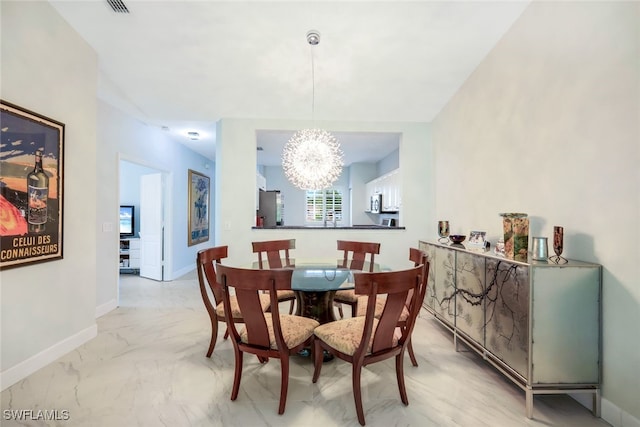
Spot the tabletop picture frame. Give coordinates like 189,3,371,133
187,169,210,246
468,230,487,251
1,100,65,270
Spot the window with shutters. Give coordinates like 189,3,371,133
305,189,343,224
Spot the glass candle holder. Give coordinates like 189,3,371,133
438,220,450,243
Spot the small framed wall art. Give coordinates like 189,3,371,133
0,100,65,270
187,169,210,246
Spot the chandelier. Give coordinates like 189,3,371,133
282,30,343,190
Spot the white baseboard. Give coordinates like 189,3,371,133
571,392,640,427
95,298,118,318
171,265,195,281
601,397,640,427
0,324,97,391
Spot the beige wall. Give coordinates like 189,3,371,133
431,1,639,423
1,1,98,384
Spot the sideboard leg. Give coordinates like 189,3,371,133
593,389,601,417
525,388,534,419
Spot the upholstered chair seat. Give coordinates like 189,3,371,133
215,294,271,319
276,289,296,300
239,313,319,349
334,289,358,302
355,296,410,321
314,317,399,356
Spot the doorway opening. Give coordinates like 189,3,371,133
118,158,172,302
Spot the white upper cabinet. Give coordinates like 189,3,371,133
365,168,401,213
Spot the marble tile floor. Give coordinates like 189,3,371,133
1,272,610,427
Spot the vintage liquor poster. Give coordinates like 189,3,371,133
1,101,64,269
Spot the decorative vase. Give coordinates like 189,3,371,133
531,237,548,261
550,226,567,264
500,213,529,261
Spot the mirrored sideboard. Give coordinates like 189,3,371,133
418,240,602,419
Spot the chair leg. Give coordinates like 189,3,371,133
396,353,408,405
231,349,244,401
407,337,418,367
353,362,366,426
224,327,230,340
206,319,219,358
278,355,290,414
312,339,323,383
337,303,344,318
350,302,357,318
288,300,295,315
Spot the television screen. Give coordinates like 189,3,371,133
119,205,135,237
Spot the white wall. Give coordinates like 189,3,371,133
215,118,432,271
0,1,216,389
97,101,215,300
0,1,98,388
377,148,400,176
431,2,639,424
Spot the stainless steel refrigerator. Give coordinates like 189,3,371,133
257,190,284,226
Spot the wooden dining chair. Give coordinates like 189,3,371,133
252,239,297,314
196,246,271,358
312,265,424,426
333,240,381,318
216,264,319,415
354,247,429,367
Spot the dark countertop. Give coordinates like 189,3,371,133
252,225,405,230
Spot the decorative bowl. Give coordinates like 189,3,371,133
449,234,466,244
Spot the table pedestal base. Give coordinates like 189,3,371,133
294,290,338,361
294,290,338,324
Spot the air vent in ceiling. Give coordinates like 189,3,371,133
106,0,130,13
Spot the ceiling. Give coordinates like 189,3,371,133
48,0,531,162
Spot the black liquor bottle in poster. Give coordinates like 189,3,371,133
27,149,49,233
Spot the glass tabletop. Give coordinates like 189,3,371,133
249,260,387,292
291,265,354,292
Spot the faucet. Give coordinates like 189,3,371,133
324,210,337,227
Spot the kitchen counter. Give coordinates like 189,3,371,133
252,225,405,230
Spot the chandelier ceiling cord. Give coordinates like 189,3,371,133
282,30,343,191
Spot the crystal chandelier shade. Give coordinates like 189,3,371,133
282,30,343,190
282,129,344,190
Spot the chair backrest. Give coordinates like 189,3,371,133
252,239,296,269
216,264,294,350
196,245,228,310
353,265,423,357
337,240,381,272
408,247,430,309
